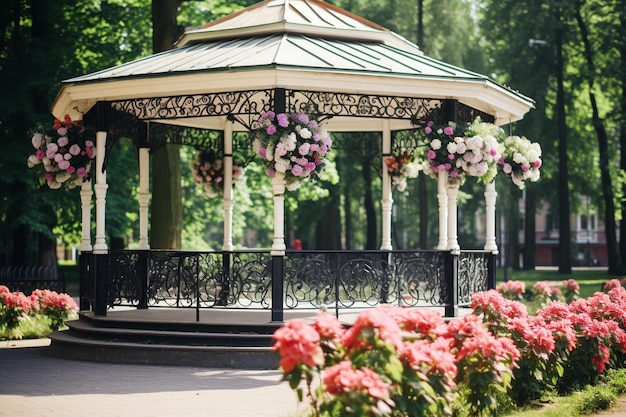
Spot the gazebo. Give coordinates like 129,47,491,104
50,0,533,326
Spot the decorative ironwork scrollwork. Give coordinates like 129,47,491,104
458,251,489,305
288,90,443,123
111,90,274,128
108,251,141,306
99,249,490,314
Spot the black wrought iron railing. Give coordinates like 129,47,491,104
79,249,494,319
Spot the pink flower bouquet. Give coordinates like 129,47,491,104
251,112,331,191
27,114,96,190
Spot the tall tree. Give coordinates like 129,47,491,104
573,3,623,274
618,0,626,265
150,0,184,249
555,6,572,274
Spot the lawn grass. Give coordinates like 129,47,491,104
497,267,621,299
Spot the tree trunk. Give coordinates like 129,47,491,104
619,1,626,265
574,8,624,274
362,159,377,250
150,0,184,249
315,188,342,249
523,188,536,269
151,142,183,249
343,180,352,249
555,14,572,273
416,0,428,250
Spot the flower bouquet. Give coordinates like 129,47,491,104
418,117,502,185
27,114,96,190
251,112,331,191
498,135,542,189
384,148,420,192
191,150,245,198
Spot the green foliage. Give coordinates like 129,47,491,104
575,386,616,415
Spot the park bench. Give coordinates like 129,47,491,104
0,265,66,294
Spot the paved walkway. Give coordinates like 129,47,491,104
0,339,308,417
3,339,626,417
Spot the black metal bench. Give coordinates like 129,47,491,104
0,265,66,294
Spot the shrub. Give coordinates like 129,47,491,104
273,306,518,417
0,285,78,339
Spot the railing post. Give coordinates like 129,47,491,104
271,255,284,322
78,251,93,311
94,253,109,316
270,175,286,322
137,250,149,309
444,251,459,318
487,252,497,290
218,251,231,306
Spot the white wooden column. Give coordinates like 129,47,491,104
484,180,498,252
380,120,393,250
222,121,234,251
446,181,460,252
436,170,448,250
138,148,150,250
79,179,93,251
271,176,286,255
93,131,108,253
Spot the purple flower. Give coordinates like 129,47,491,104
266,125,277,135
266,167,276,178
521,165,530,172
291,165,304,176
57,136,69,147
427,150,436,159
443,126,454,136
277,113,289,127
447,153,455,160
425,126,432,134
305,162,316,171
296,113,309,124
259,148,267,158
76,167,87,177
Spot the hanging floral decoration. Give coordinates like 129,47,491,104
498,135,542,189
191,149,245,198
27,114,96,190
251,111,332,191
384,148,420,192
418,117,502,185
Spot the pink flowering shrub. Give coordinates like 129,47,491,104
532,281,562,306
472,290,572,405
534,284,626,393
496,280,526,300
30,289,79,331
0,286,77,339
561,279,580,303
273,306,517,417
0,287,33,339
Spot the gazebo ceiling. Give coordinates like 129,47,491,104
51,0,533,132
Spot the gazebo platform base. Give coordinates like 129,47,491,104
48,307,471,368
